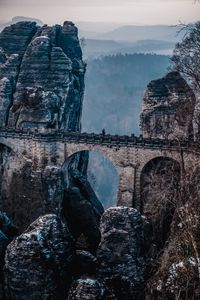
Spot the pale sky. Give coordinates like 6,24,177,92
0,0,199,25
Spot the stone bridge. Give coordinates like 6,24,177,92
0,128,199,209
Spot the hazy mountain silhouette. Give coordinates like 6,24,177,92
78,23,183,58
0,16,43,32
83,39,175,58
94,25,183,42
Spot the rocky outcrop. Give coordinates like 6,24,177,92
0,22,38,59
68,278,117,300
0,211,18,243
2,162,65,229
0,21,89,230
0,22,38,127
140,71,196,140
0,21,86,130
97,207,145,299
4,214,74,300
0,212,17,300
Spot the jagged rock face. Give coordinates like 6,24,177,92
0,77,13,127
4,214,74,300
0,22,38,128
0,48,20,127
0,22,38,58
140,71,196,140
0,144,30,228
3,163,64,229
0,211,18,244
68,278,117,300
0,140,64,229
97,207,145,299
0,21,88,230
0,21,85,131
0,212,18,300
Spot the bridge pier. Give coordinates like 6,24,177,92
117,166,135,207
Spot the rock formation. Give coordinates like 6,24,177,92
0,212,18,300
62,187,101,254
0,21,95,230
4,214,74,300
0,21,85,131
97,207,145,299
0,21,105,300
68,278,117,300
140,71,196,140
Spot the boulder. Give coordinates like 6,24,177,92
68,278,116,300
97,207,145,299
0,212,18,300
4,214,74,300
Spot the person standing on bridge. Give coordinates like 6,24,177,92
102,128,106,136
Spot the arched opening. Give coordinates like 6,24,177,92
63,150,119,209
140,156,180,252
61,150,119,253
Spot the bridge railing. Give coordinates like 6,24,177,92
0,127,199,150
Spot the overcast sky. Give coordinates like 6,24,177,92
0,0,199,25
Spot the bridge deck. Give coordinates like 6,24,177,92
0,128,199,151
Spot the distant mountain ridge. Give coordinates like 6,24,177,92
83,38,175,58
77,23,183,58
0,19,182,58
0,16,43,32
94,24,183,42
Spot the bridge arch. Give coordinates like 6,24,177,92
0,137,27,162
64,143,138,207
65,144,122,172
140,156,181,210
140,156,181,249
62,149,119,209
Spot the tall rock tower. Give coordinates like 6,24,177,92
0,21,92,229
140,71,196,140
0,21,86,131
